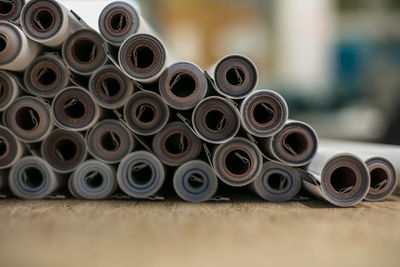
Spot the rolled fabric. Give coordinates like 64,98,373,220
240,90,288,137
173,160,218,202
208,54,258,99
192,96,241,144
24,54,70,98
117,151,165,199
4,96,52,143
212,137,263,187
0,0,25,22
87,120,135,164
62,29,108,76
99,0,155,46
52,86,100,131
250,161,302,202
69,160,117,200
321,140,399,201
8,156,61,199
0,70,20,111
0,126,23,169
20,0,83,47
303,149,370,207
159,62,207,110
89,64,134,109
0,21,41,71
259,120,318,167
124,90,169,136
41,129,87,173
152,121,202,167
118,33,167,83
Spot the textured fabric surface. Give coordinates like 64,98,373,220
0,196,399,267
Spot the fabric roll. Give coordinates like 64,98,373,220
0,0,25,22
0,70,20,111
0,126,24,169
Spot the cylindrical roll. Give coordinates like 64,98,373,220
0,126,23,169
159,62,207,110
52,86,100,131
4,96,52,143
20,0,83,47
0,21,41,71
117,151,165,199
24,54,70,98
303,149,370,207
213,137,263,187
173,160,218,202
87,120,135,164
8,156,60,199
363,157,397,202
192,96,241,144
240,90,288,137
209,54,258,99
62,29,108,75
99,1,154,46
89,64,134,109
124,90,169,136
320,139,399,201
118,33,167,83
152,121,202,167
260,120,318,166
41,129,87,173
250,161,302,202
0,0,24,22
0,70,19,111
69,160,117,200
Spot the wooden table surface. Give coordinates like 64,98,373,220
0,195,399,267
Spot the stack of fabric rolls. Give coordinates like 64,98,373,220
0,0,398,206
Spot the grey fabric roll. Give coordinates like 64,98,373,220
250,161,302,202
213,137,263,187
69,160,118,200
9,156,61,199
20,0,83,47
3,96,53,143
117,151,165,199
152,121,202,167
0,0,25,22
0,126,24,169
173,160,218,202
0,70,20,111
192,96,241,144
24,54,71,98
41,129,87,173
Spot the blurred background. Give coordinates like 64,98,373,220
62,0,400,144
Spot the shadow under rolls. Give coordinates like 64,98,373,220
52,86,100,131
0,70,20,111
8,156,63,199
173,160,218,202
303,149,370,207
208,54,258,99
87,119,135,164
3,96,53,143
62,29,108,76
20,0,84,47
124,90,169,136
24,54,71,98
0,21,41,71
152,121,202,167
212,137,263,187
41,129,87,174
159,62,207,110
192,96,240,144
240,90,288,138
0,0,24,22
89,64,134,109
117,150,165,199
68,159,117,200
259,120,318,167
250,161,302,202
